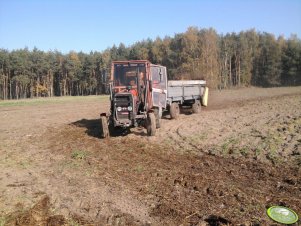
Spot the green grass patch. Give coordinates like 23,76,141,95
0,153,33,169
68,219,81,226
0,95,109,107
19,160,32,169
239,147,249,156
71,150,88,160
0,216,6,226
134,164,144,173
295,156,301,166
255,148,263,157
221,137,239,155
186,133,208,144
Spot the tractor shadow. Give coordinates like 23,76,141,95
72,119,101,138
129,127,148,136
72,118,138,138
72,109,193,138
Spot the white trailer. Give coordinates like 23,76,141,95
167,80,208,119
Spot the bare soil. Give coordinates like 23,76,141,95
0,86,300,226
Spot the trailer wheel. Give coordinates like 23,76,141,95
100,116,110,138
154,108,161,128
146,112,156,136
170,103,180,119
192,100,201,114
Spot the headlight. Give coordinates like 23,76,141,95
117,107,122,111
128,106,133,111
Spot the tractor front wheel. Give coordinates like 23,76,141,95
146,112,156,136
100,116,110,138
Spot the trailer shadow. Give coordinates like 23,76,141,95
161,107,192,120
180,106,193,115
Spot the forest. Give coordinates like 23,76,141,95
0,27,300,100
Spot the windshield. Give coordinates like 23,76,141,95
113,63,146,87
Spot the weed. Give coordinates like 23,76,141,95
240,147,249,156
19,160,32,169
221,137,240,155
163,137,174,146
49,206,59,215
200,133,208,140
65,160,81,169
16,194,32,203
208,148,218,156
255,148,262,157
0,155,33,169
71,150,87,160
137,142,146,149
186,133,208,144
266,152,280,164
84,169,94,177
229,138,239,145
146,184,157,194
134,165,144,173
221,142,229,154
295,156,301,166
0,216,6,226
68,219,80,226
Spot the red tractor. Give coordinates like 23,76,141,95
100,60,167,137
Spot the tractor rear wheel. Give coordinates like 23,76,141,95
146,112,156,136
170,102,180,119
192,100,201,114
100,116,110,138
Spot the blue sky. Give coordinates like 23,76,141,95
0,0,300,53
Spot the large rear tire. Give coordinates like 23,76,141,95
146,112,156,136
100,116,110,138
192,100,201,114
170,102,180,119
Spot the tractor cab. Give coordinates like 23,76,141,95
112,62,146,108
113,63,145,90
109,61,148,127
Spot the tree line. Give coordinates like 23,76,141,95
0,27,300,100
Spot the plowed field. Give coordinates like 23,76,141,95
0,87,300,225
